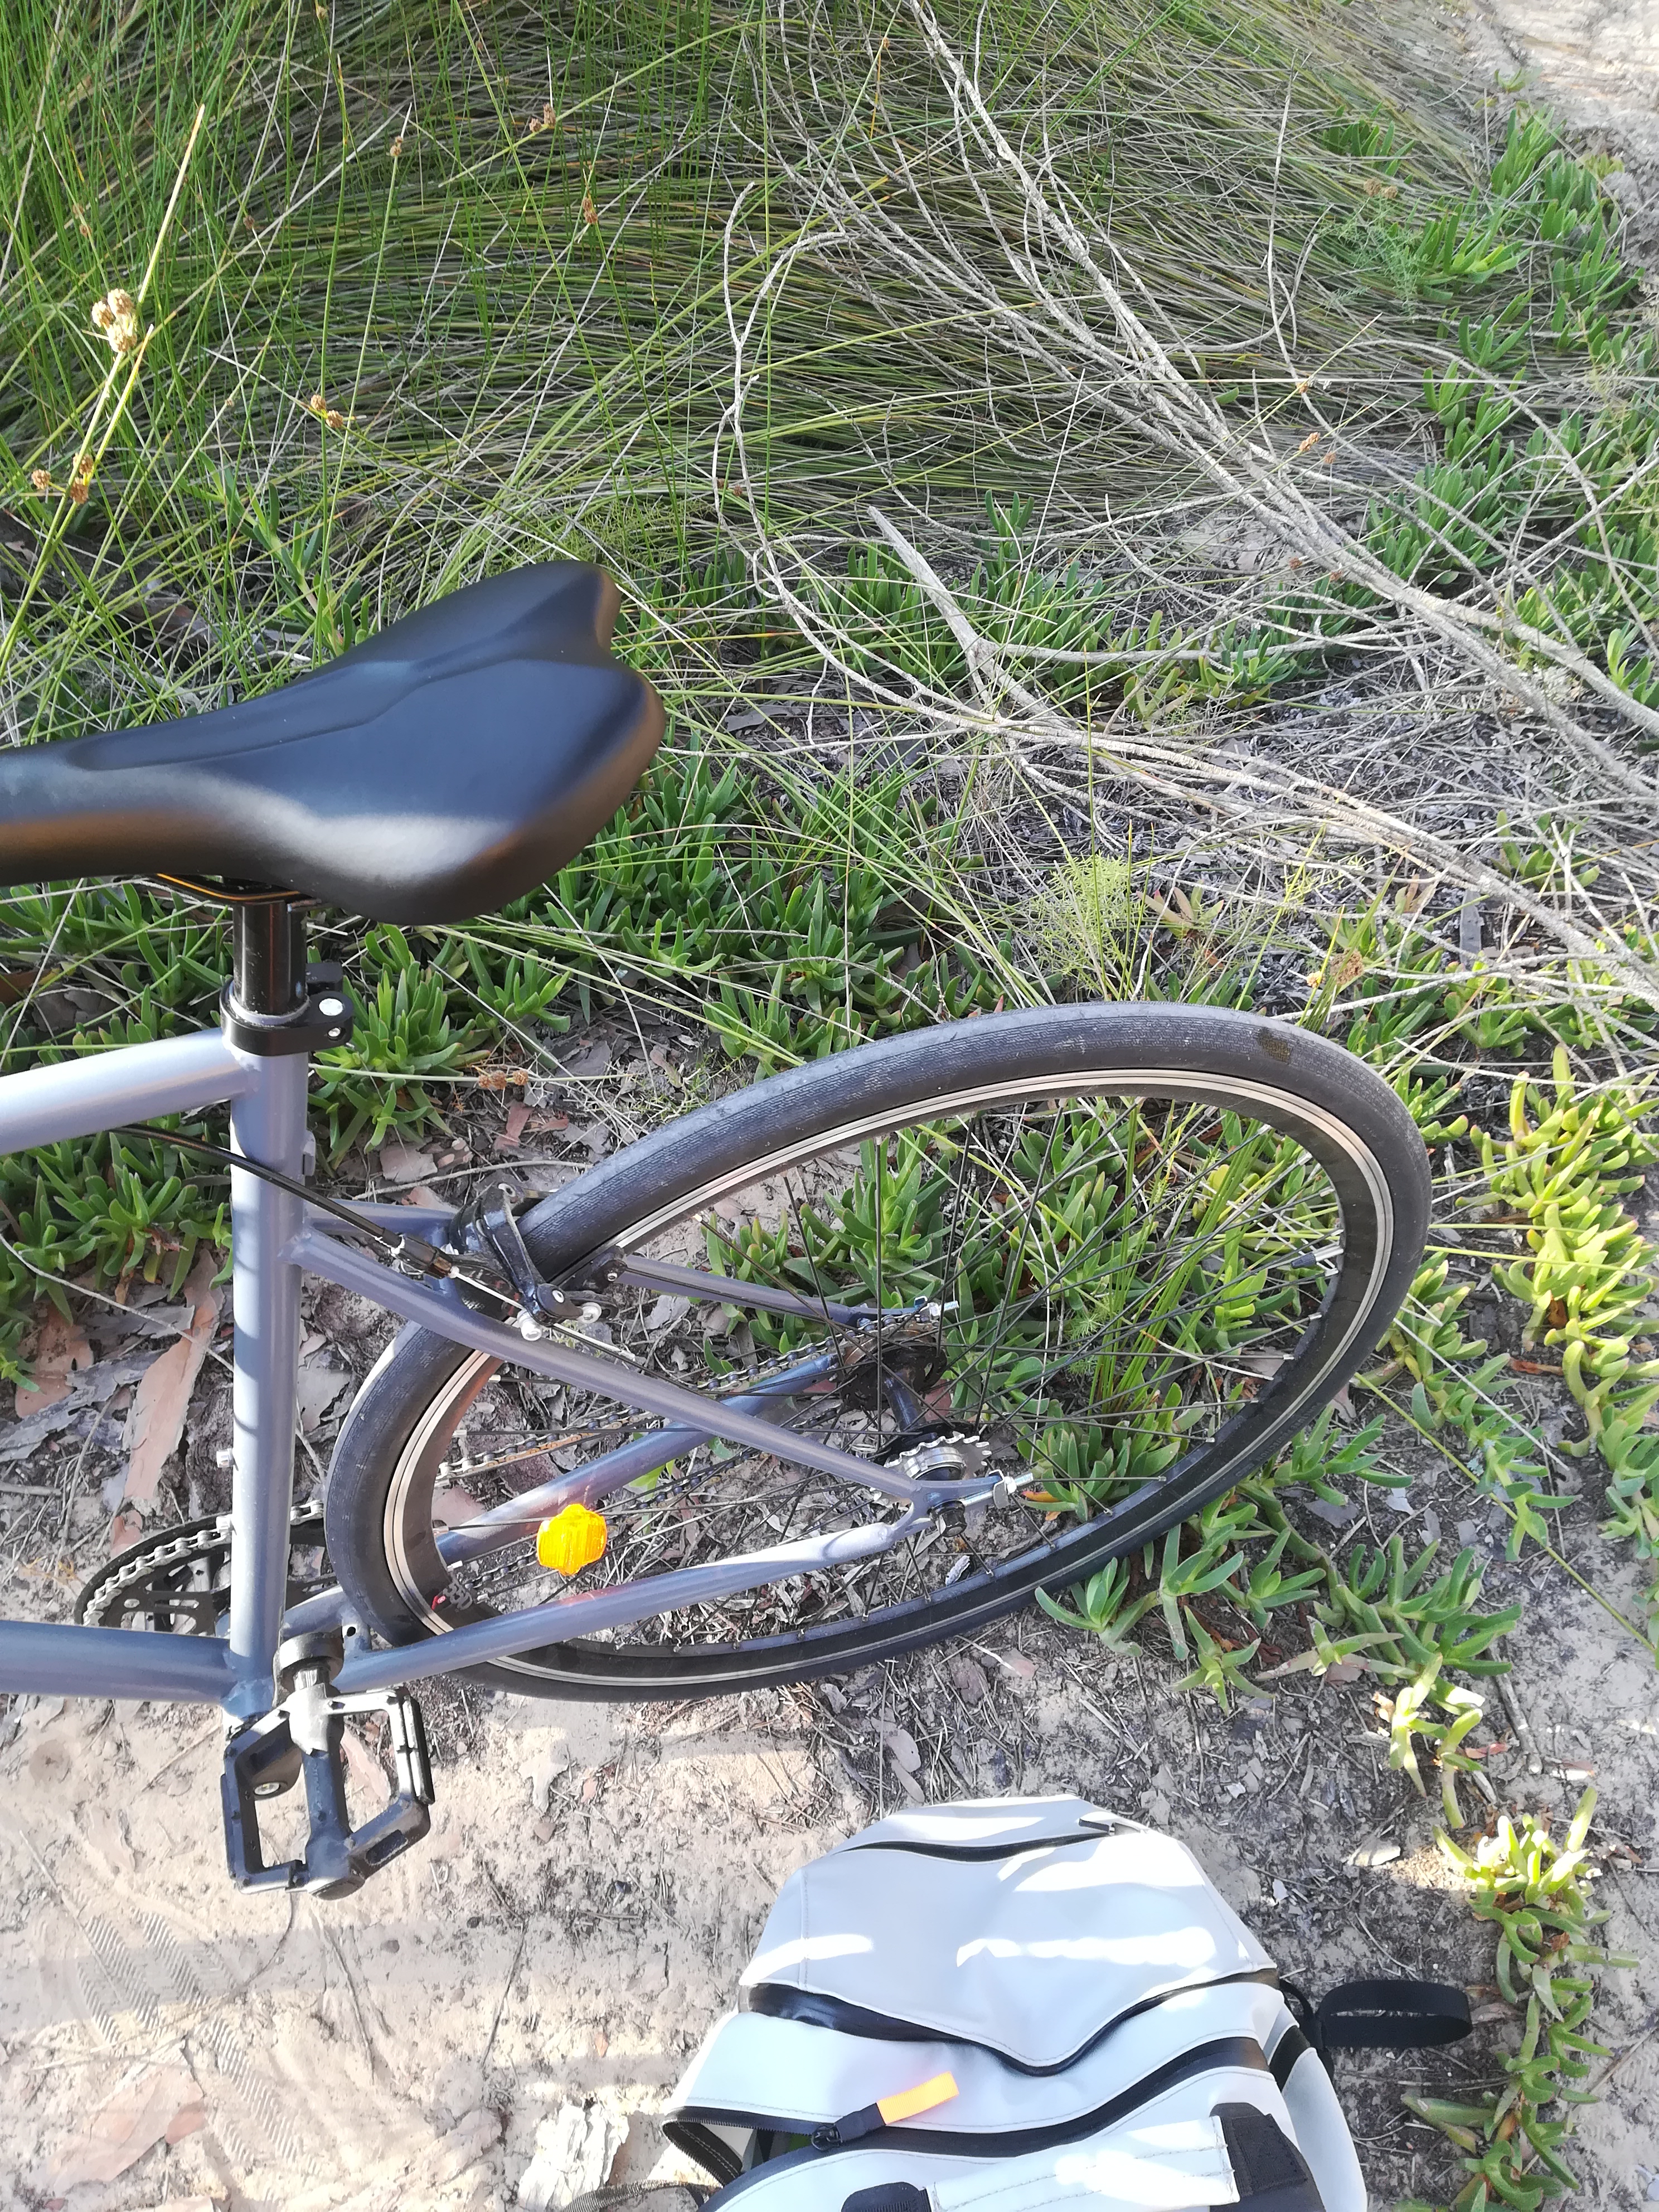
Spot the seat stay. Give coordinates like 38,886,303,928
284,1219,992,1512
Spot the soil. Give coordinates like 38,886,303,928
1460,1,1659,212
4,9,1659,2210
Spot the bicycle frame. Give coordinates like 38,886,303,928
0,905,995,1729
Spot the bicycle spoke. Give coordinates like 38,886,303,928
396,1069,1378,1661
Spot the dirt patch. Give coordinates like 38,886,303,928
1,1500,1656,2210
1451,0,1659,248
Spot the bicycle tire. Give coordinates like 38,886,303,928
324,1002,1429,1697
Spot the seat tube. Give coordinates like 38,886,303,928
226,901,310,1712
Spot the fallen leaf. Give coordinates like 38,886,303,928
977,1646,1036,1680
14,1306,94,1416
122,1254,221,1508
1323,1656,1369,1684
504,1100,531,1144
948,1655,988,1704
109,1509,143,1555
876,1721,920,1774
47,2060,202,2190
560,1040,612,1079
890,1760,927,1803
377,1138,435,1183
1307,1498,1362,1528
295,1365,352,1432
1346,1824,1401,1869
164,2106,208,2145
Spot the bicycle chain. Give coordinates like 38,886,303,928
74,1499,330,1631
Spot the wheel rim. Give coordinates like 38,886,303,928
376,1068,1393,1681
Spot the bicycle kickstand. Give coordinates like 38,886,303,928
221,1631,435,1898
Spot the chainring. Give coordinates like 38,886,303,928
75,1500,332,1634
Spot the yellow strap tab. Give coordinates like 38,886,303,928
876,2073,959,2125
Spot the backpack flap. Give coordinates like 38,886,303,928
670,1982,1292,2163
742,1797,1273,2072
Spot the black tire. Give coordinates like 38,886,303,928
325,1003,1429,1697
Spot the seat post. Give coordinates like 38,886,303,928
232,898,306,1017
225,894,311,1714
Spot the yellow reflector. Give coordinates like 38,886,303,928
877,2073,958,2124
537,1502,608,1574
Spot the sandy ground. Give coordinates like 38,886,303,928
1464,0,1659,180
2,1486,1657,2210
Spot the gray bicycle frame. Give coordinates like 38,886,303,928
0,1021,992,1721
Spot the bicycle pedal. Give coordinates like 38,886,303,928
221,1684,434,1898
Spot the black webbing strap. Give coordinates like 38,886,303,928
842,2187,929,2212
1314,1979,1472,2053
1280,1973,1470,2072
1214,2103,1326,2212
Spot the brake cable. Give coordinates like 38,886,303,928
108,1123,639,1359
108,1122,493,1299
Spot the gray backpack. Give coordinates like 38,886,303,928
666,1796,1469,2212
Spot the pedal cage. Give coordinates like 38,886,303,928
221,1685,434,1898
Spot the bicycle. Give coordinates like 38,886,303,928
0,562,1430,1896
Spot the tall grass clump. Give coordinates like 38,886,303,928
3,0,1658,1664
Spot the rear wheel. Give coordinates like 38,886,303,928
324,1003,1428,1696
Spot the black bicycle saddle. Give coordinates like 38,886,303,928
0,562,664,924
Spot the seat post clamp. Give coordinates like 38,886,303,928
221,963,357,1058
